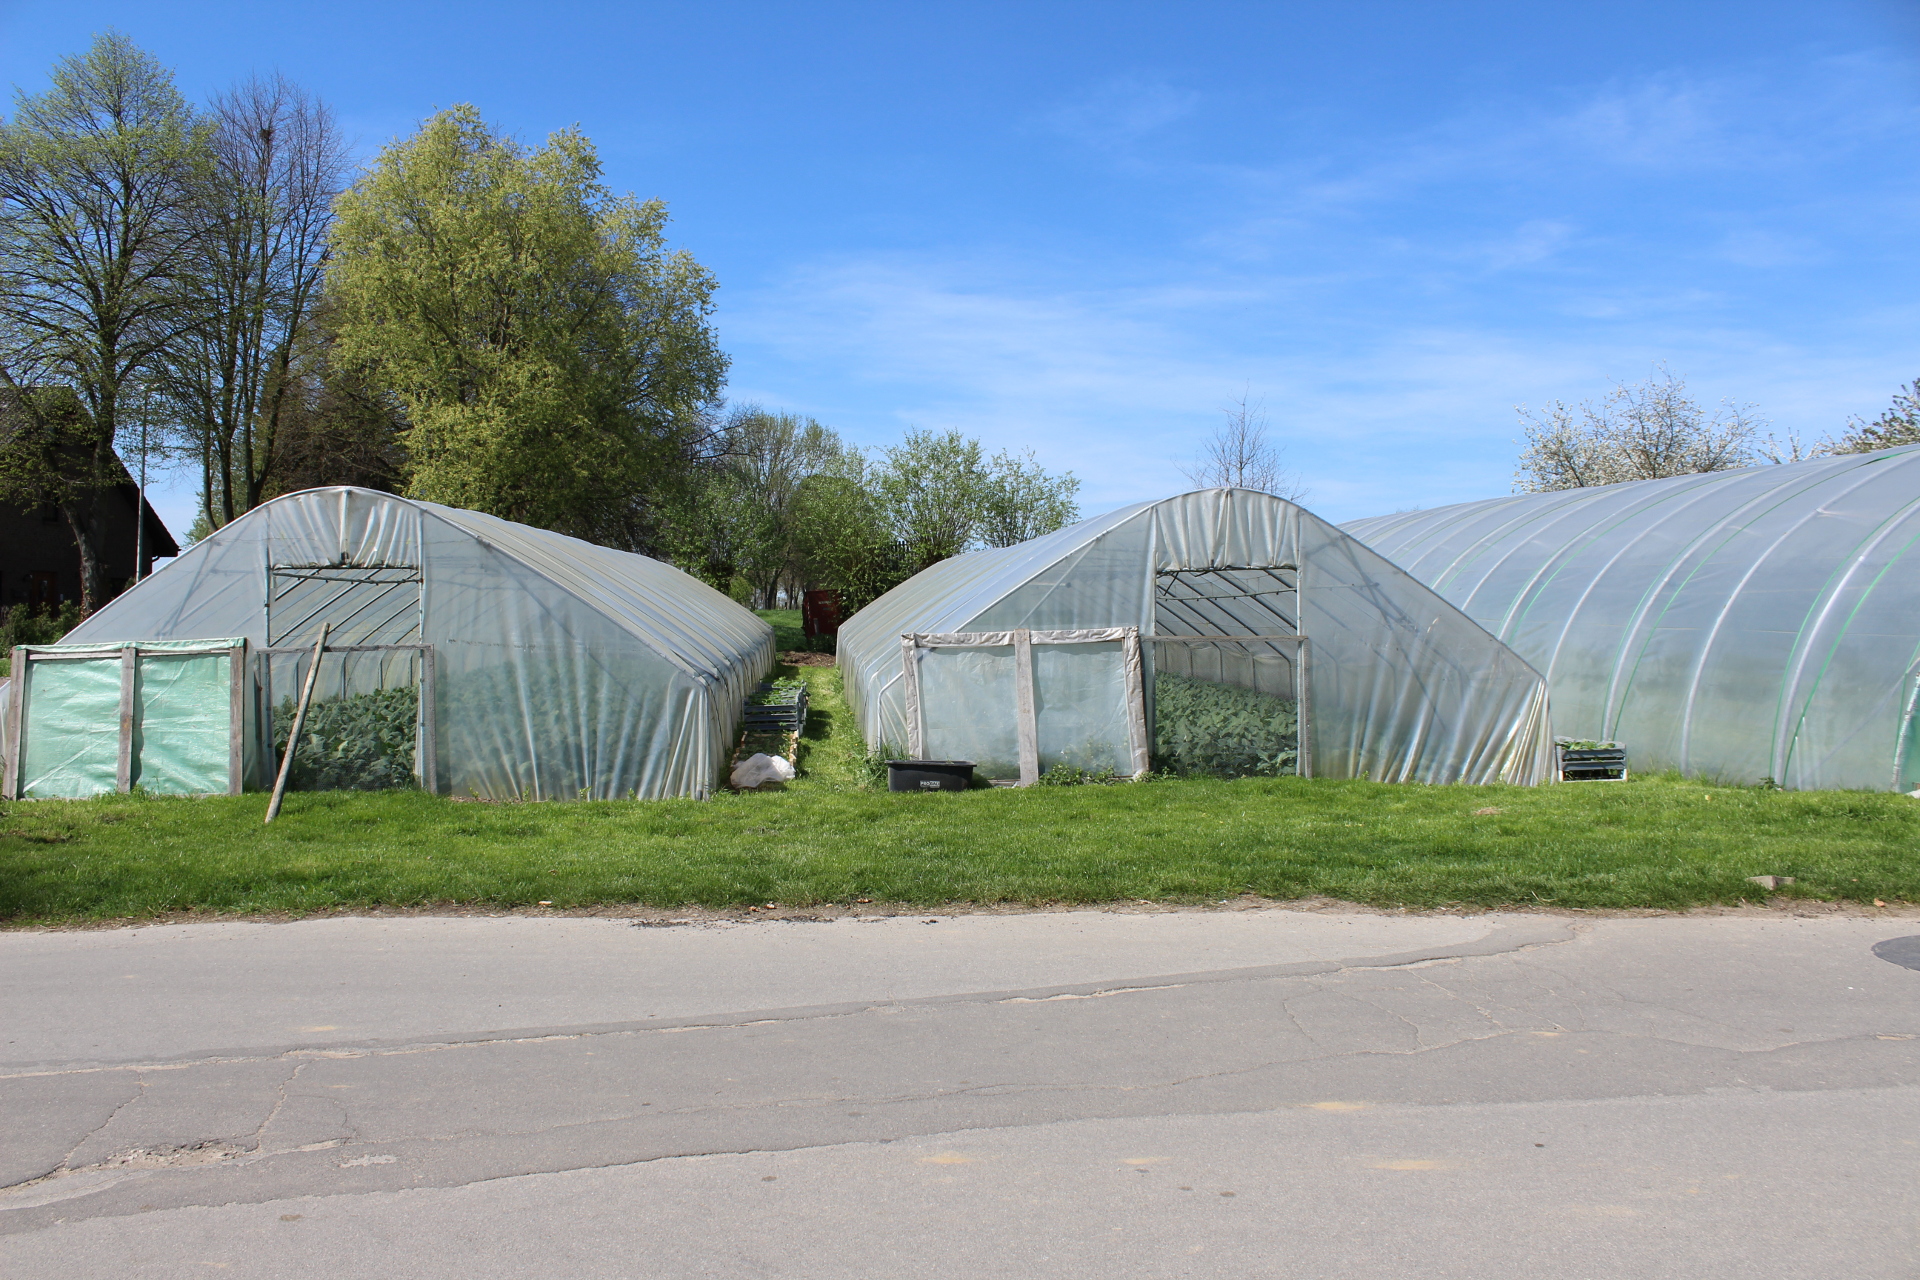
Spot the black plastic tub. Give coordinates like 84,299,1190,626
1559,746,1628,781
886,760,976,792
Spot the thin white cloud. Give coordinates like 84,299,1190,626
1039,75,1201,152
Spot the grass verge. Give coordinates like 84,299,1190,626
2,664,1914,924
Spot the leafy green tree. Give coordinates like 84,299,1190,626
871,429,988,569
976,446,1081,547
667,417,1080,609
790,448,900,610
871,429,1080,566
258,303,407,499
327,105,726,543
0,32,211,611
717,407,843,605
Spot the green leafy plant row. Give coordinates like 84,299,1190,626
1152,672,1299,779
272,686,419,792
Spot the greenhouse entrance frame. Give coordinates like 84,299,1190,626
900,627,1151,786
1150,561,1314,780
1144,632,1315,780
257,642,440,795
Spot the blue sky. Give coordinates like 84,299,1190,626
3,1,1918,537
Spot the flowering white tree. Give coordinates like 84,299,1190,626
1514,367,1762,492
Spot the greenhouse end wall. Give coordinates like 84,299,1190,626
29,487,774,801
1343,447,1920,791
841,488,1555,787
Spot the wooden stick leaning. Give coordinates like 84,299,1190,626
264,623,330,825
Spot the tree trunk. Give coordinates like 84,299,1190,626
61,492,107,616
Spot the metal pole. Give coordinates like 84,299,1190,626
264,623,330,824
134,413,147,584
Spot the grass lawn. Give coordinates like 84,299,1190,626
2,662,1915,925
757,607,806,651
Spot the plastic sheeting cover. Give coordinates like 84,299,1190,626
132,650,232,794
19,655,121,798
6,638,242,798
1341,447,1920,790
841,488,1554,785
40,488,774,800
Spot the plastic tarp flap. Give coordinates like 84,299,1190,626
133,651,231,794
55,488,775,801
1343,447,1920,790
1033,642,1132,775
8,638,244,798
917,645,1021,777
20,656,121,798
841,489,1553,786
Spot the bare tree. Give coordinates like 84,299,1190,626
1514,366,1761,493
159,73,347,528
1181,390,1306,500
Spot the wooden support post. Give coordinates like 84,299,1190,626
116,646,136,793
3,646,24,800
1121,627,1149,778
265,624,330,824
1013,629,1038,786
228,640,247,795
418,645,438,794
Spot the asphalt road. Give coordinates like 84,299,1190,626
2,906,1917,1278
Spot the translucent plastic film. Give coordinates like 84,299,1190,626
19,656,121,798
842,488,1553,786
917,645,1020,777
52,487,775,801
132,651,232,795
1033,642,1131,775
1343,447,1920,790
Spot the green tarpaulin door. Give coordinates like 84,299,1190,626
20,657,122,798
132,651,232,794
9,640,242,799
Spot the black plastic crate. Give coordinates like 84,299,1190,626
1559,746,1627,781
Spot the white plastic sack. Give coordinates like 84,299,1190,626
730,753,796,789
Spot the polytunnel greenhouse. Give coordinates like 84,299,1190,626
839,487,1556,787
2,487,773,801
1342,446,1920,792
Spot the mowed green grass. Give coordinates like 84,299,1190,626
756,607,806,651
1,663,1914,924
